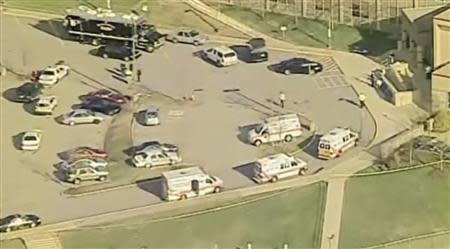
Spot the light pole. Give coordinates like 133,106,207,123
106,0,111,9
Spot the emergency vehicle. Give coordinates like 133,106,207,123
253,153,308,183
162,167,223,201
247,113,303,146
317,127,359,159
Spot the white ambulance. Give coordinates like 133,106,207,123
247,113,303,146
317,127,359,159
162,166,223,201
253,153,308,183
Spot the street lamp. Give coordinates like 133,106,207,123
280,25,287,39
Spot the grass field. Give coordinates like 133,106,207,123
207,4,396,56
61,182,327,249
0,239,26,249
340,167,450,249
368,230,450,249
5,0,245,37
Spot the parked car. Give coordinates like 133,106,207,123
67,146,108,160
60,109,104,126
15,82,42,103
166,28,208,46
0,214,41,233
98,44,142,61
135,141,178,155
61,157,108,171
84,89,129,104
81,98,121,116
64,164,108,184
38,64,70,86
273,58,323,75
141,106,160,126
247,38,268,63
132,146,181,168
34,95,57,115
202,46,238,67
21,130,42,151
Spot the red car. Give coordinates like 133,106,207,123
85,89,129,104
69,146,108,159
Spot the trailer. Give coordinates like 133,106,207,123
63,6,164,52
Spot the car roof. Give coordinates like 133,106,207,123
71,109,92,114
177,27,196,32
248,38,266,48
146,106,159,113
37,96,56,103
209,46,235,54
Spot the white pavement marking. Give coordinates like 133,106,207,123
23,232,62,249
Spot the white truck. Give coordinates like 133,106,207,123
247,113,303,146
162,166,223,201
317,127,359,159
253,153,308,183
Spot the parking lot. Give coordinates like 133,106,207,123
1,14,375,223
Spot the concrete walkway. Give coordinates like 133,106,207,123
321,178,346,249
22,232,62,249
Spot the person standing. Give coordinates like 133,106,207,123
358,93,366,108
279,91,286,108
137,69,142,82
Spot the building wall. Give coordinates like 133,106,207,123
214,0,449,25
434,17,450,66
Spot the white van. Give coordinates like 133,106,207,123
162,166,223,201
253,153,308,183
318,127,359,159
203,46,238,67
247,113,303,146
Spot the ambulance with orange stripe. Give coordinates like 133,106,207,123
317,127,359,159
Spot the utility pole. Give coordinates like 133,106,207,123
106,0,111,9
131,17,137,83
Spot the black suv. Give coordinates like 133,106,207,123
247,38,268,63
274,58,323,75
15,82,43,103
98,44,142,61
81,98,121,116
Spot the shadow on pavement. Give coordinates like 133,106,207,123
233,162,256,181
230,45,251,63
237,124,258,145
192,50,220,67
12,133,23,150
21,102,36,116
2,88,19,102
298,134,320,158
31,19,68,41
136,177,163,199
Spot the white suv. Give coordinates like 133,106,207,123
203,46,238,67
34,96,57,115
38,65,70,86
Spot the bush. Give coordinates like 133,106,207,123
433,110,450,132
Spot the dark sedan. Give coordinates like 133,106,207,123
247,38,268,63
15,82,43,103
273,58,323,75
98,44,142,61
84,89,129,104
0,214,41,233
81,98,121,116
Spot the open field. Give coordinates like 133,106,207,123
340,166,450,249
5,0,246,37
367,230,450,249
60,182,327,249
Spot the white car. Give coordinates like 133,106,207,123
60,109,104,126
34,96,57,115
61,157,108,171
21,130,42,151
132,147,181,168
142,106,160,126
203,46,238,67
38,65,70,86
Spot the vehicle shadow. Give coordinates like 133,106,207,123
192,50,220,67
267,64,280,73
22,102,37,116
233,162,256,181
134,110,148,126
57,151,71,161
136,177,163,199
31,19,68,41
298,134,320,158
2,87,19,102
123,146,136,157
236,124,259,145
229,45,251,63
12,133,23,150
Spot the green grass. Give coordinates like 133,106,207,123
209,4,396,55
61,182,327,249
5,0,245,37
0,239,26,249
340,167,450,249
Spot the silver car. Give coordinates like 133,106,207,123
142,106,160,126
166,28,208,46
60,109,103,126
132,147,181,168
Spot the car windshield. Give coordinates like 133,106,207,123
255,124,264,134
189,31,199,36
42,70,55,75
24,136,37,141
224,52,235,58
135,152,148,159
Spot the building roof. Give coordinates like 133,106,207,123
434,7,450,21
403,5,447,23
433,62,450,77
